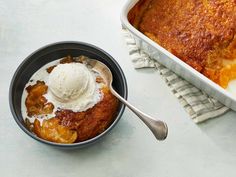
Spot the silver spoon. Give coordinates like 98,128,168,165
87,59,168,140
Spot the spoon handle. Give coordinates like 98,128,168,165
110,88,168,140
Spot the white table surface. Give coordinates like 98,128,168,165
1,0,236,177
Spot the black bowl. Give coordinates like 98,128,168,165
9,41,128,149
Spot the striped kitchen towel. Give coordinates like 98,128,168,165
123,28,229,123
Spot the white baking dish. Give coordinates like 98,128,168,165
121,0,236,111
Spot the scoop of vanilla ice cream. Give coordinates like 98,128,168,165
47,63,101,112
48,63,91,102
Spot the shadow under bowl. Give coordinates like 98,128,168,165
9,41,128,149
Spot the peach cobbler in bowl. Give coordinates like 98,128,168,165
9,42,127,148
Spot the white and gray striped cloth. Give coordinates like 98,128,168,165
123,29,229,123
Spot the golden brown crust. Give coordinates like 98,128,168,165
55,87,119,142
26,82,119,143
128,0,153,28
129,0,236,87
25,81,54,116
34,118,78,144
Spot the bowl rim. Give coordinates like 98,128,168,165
9,41,128,148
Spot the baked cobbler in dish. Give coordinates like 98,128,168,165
128,0,236,88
